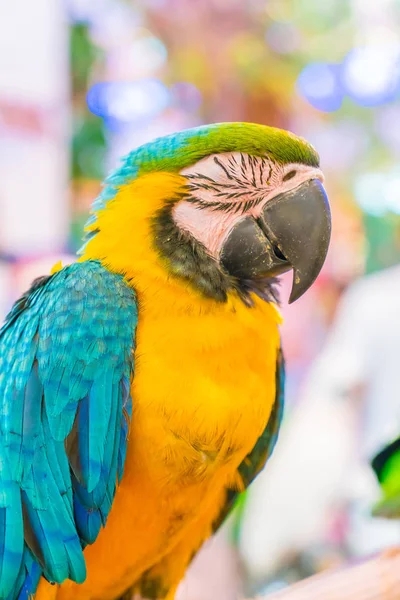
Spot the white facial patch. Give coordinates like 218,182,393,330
173,152,323,259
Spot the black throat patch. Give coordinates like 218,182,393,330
151,202,280,306
152,202,231,302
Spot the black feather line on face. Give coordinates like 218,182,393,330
240,154,247,178
249,155,257,187
185,194,264,214
213,156,233,180
259,158,265,185
185,152,275,215
151,201,280,307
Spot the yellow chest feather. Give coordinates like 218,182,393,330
131,295,281,489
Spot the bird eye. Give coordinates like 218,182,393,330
283,170,296,182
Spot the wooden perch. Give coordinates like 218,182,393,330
265,548,400,600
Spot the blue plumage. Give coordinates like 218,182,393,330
0,261,138,598
6,548,41,600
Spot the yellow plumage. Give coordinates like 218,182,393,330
36,172,281,600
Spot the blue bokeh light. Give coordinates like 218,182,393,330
87,79,171,123
341,44,400,107
296,63,343,112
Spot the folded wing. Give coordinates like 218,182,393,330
0,261,138,599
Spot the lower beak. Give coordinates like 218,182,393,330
220,179,331,303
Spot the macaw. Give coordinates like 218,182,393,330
371,437,400,519
0,122,331,600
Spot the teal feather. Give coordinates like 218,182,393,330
85,214,98,227
100,384,122,522
118,377,132,482
73,491,102,545
98,186,117,201
87,373,114,488
23,430,86,583
0,448,24,597
104,172,131,185
91,198,107,210
71,372,123,544
0,260,138,598
4,548,41,600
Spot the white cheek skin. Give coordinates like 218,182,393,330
173,201,244,259
173,160,324,260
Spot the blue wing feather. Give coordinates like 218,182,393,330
6,548,41,600
0,450,24,597
71,375,124,544
0,261,138,598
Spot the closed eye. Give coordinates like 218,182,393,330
283,170,296,182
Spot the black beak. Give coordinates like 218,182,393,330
220,179,331,303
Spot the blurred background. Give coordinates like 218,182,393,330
1,0,400,598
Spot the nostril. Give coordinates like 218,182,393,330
273,245,287,261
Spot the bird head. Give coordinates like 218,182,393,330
82,122,331,306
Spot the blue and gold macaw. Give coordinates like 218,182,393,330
0,123,331,599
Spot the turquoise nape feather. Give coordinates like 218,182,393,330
0,261,138,599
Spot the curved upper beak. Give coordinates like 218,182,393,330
220,179,331,303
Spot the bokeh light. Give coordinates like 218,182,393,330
341,44,400,107
106,32,168,78
89,3,142,48
296,63,343,112
87,79,170,123
354,169,400,215
67,0,112,22
128,35,167,73
354,173,388,216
